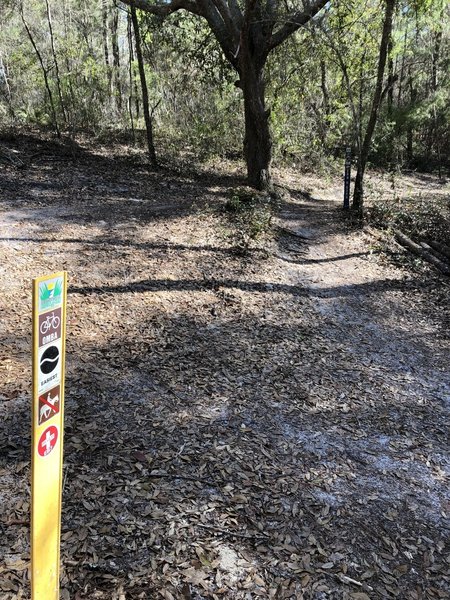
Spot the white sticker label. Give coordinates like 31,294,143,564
38,339,62,394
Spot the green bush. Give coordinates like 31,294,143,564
223,187,276,252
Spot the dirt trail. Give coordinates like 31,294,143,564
276,191,450,528
0,139,449,599
282,192,450,405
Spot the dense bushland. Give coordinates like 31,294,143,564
0,1,448,179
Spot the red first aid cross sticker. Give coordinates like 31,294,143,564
38,425,58,457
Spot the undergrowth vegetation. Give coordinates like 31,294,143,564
0,1,448,176
223,188,277,253
367,190,450,245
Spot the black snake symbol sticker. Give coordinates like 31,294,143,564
40,346,59,374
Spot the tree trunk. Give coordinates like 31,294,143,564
44,0,67,125
0,52,15,119
20,8,60,137
130,3,157,166
387,37,394,116
102,0,112,95
406,70,416,164
110,8,122,112
239,53,272,190
127,13,136,143
119,0,328,191
352,0,395,213
62,0,76,129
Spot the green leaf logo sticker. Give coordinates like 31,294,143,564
39,278,63,312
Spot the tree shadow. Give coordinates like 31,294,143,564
1,131,449,598
2,276,449,597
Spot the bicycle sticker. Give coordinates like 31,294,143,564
38,307,62,348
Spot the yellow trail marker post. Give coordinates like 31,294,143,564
31,272,67,600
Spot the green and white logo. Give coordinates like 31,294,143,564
39,277,63,312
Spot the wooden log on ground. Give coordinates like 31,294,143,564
428,240,450,261
0,144,25,168
363,226,385,240
419,241,450,265
394,229,450,275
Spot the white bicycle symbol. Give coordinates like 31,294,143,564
40,312,60,334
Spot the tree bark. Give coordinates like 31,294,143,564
130,2,157,165
240,59,272,190
387,37,394,116
238,4,272,191
127,13,136,143
110,7,122,111
102,0,112,95
429,240,450,261
395,230,450,275
352,0,395,213
406,70,416,164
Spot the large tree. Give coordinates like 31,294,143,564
121,0,328,189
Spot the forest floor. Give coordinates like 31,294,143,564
0,133,449,600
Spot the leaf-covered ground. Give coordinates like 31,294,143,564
0,134,449,599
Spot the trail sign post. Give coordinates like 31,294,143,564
343,147,352,210
32,272,67,600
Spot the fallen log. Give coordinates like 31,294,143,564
428,240,450,261
0,144,25,168
363,225,385,240
419,241,450,265
394,230,450,275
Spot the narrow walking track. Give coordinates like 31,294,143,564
0,140,449,598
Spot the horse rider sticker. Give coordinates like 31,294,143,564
38,385,60,425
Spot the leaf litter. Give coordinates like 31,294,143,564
0,134,449,599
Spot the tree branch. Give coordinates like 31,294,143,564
269,0,329,51
200,0,239,61
227,0,243,28
120,0,204,18
212,0,239,42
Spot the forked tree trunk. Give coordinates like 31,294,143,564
119,0,329,191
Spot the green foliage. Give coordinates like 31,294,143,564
367,187,450,245
223,188,275,252
0,0,448,176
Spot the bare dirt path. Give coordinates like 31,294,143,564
0,136,449,599
277,186,450,525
